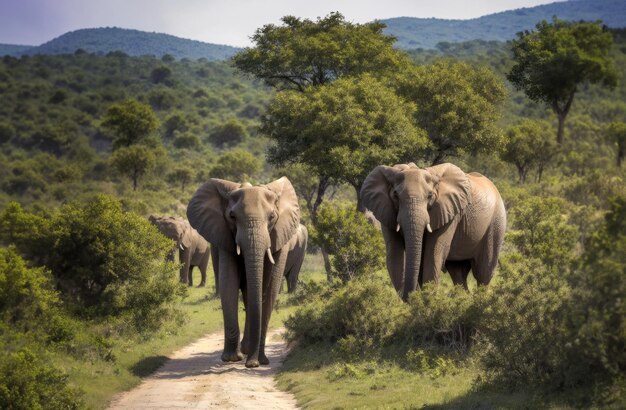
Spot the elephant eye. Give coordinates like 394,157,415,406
228,211,235,220
428,192,433,200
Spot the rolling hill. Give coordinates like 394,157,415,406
1,27,240,60
381,0,626,49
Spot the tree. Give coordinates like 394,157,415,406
605,122,626,167
210,149,261,181
501,119,558,183
262,74,428,212
167,166,195,192
312,201,385,283
396,60,507,164
101,99,159,149
232,12,409,91
150,65,172,84
207,119,247,148
110,145,156,190
507,18,617,143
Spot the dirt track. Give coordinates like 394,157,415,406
107,328,298,409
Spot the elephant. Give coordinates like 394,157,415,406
187,177,307,368
360,162,506,301
148,215,211,287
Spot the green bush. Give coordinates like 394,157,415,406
0,348,84,410
0,196,185,331
0,247,73,343
312,201,385,283
402,284,483,353
285,276,407,356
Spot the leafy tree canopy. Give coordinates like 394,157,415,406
507,17,618,142
110,145,157,190
263,74,428,198
395,59,507,164
233,12,410,91
210,149,262,182
101,99,160,149
501,119,559,182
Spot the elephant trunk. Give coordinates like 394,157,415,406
239,218,268,368
401,198,427,301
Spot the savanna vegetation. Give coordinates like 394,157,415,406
0,11,624,410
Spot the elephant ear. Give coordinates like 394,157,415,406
265,177,300,252
426,163,471,230
187,179,240,252
360,165,401,231
180,220,193,248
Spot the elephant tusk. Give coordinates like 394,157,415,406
396,224,401,232
236,244,241,255
426,223,432,233
267,248,275,264
179,244,184,250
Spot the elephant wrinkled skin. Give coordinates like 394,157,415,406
361,163,506,300
187,177,307,368
148,215,211,287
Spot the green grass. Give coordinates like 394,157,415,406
275,343,572,410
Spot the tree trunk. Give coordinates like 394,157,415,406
309,175,332,279
553,93,574,144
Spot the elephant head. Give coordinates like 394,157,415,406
148,215,192,253
186,177,299,364
360,163,471,300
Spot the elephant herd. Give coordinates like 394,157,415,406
150,163,506,368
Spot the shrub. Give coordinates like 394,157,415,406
285,276,407,356
0,348,84,409
478,253,575,390
312,202,385,283
401,284,483,353
0,247,72,343
507,196,579,269
1,196,185,330
207,118,247,147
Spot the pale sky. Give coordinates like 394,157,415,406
0,0,561,47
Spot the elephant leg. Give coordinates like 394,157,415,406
381,225,405,293
422,221,458,284
445,260,471,290
218,249,243,362
211,246,219,294
472,200,506,286
239,261,250,355
180,248,191,285
198,251,209,287
259,250,287,365
188,266,194,287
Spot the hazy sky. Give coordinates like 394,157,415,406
0,0,561,47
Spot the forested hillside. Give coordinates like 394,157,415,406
382,0,626,48
0,50,270,212
1,27,241,60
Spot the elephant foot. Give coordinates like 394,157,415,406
245,359,260,368
221,350,243,362
197,282,206,288
259,352,270,365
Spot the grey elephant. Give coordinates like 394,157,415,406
187,177,307,368
148,215,211,287
361,163,506,300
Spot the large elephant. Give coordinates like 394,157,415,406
148,215,211,287
361,163,506,300
187,177,307,368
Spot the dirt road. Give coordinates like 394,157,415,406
108,328,298,409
